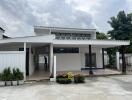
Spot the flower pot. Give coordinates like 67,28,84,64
6,81,12,86
0,81,5,86
18,80,24,85
12,81,18,86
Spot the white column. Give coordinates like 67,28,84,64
49,43,53,74
53,55,56,81
116,52,120,70
24,42,26,80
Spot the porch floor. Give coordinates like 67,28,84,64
26,70,50,81
26,69,121,81
57,69,122,76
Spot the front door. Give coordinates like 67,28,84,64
85,53,96,67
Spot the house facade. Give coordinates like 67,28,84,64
0,26,130,80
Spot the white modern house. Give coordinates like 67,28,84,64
0,26,130,81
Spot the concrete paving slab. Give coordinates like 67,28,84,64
1,75,132,100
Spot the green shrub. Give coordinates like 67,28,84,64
56,72,73,84
12,68,18,81
15,68,24,80
56,78,72,84
74,74,85,83
0,73,2,81
2,67,13,81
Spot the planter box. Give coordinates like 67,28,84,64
18,80,24,85
6,81,12,86
50,78,55,82
0,81,5,86
12,81,18,86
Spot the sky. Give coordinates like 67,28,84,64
0,0,132,37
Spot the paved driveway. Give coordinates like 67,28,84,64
1,75,132,100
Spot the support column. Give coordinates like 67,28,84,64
53,55,56,81
102,48,105,69
24,42,26,80
49,43,53,75
89,45,93,75
121,46,126,74
116,52,120,70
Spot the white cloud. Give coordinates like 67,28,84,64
0,0,131,37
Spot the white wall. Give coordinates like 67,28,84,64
55,53,81,71
0,51,25,76
80,47,103,68
55,47,103,71
0,44,35,76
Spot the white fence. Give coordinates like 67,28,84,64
0,51,25,76
126,55,132,72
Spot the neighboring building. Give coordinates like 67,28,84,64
0,26,130,80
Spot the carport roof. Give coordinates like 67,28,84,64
0,34,130,48
53,39,130,48
0,35,55,44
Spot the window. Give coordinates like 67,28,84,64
51,32,91,40
53,47,79,53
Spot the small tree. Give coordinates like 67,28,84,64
108,11,132,53
96,32,108,40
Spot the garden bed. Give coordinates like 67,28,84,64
56,72,85,84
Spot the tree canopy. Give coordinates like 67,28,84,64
96,32,108,39
108,11,132,40
108,11,132,53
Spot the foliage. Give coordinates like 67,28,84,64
106,47,118,68
67,72,73,80
108,11,132,53
74,74,85,83
56,72,73,84
0,73,2,81
108,11,132,40
2,67,13,81
56,78,72,84
12,68,19,81
15,68,24,80
0,68,24,81
96,32,109,39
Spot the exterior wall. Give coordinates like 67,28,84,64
0,44,35,76
55,47,103,71
0,51,25,76
34,27,96,40
55,53,81,71
80,47,102,68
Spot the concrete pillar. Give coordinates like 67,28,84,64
49,43,53,75
121,46,126,74
102,48,105,69
24,42,26,80
116,52,120,70
53,55,56,81
89,45,93,75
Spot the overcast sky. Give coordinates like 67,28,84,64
0,0,132,37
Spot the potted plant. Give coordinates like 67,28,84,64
16,68,24,85
56,72,73,84
3,67,12,86
0,73,5,86
12,68,18,86
74,74,85,83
